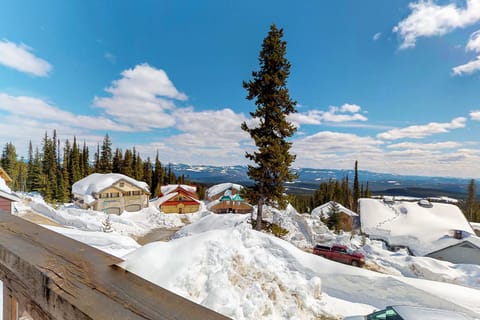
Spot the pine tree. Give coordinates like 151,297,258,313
112,148,123,173
122,149,133,177
99,134,113,173
102,214,113,233
464,179,478,221
152,152,163,196
353,161,360,212
30,147,44,193
143,157,153,189
241,24,297,230
81,141,90,177
70,137,81,184
26,141,34,191
326,202,341,232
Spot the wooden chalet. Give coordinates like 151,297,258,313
206,183,252,214
157,185,200,214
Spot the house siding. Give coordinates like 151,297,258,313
210,201,252,214
0,196,12,213
427,243,480,264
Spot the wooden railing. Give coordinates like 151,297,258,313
0,212,229,320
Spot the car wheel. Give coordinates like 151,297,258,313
351,260,359,267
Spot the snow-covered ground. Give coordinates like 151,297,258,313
6,192,480,319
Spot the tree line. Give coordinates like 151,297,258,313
0,130,202,204
290,160,371,214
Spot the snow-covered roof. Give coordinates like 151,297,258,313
311,201,358,218
0,189,20,202
72,173,150,197
359,198,474,256
206,182,243,199
161,184,197,195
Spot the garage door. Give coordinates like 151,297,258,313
105,207,121,215
125,204,141,212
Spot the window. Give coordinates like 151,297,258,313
119,182,125,187
367,307,401,320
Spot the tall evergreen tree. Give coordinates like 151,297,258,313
152,152,163,196
112,148,123,173
70,137,81,184
353,160,360,212
122,149,133,177
30,147,44,193
99,134,113,173
81,141,90,176
464,179,478,221
241,24,297,230
26,141,34,191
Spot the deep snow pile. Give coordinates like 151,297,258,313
120,213,480,319
359,198,474,255
43,225,140,257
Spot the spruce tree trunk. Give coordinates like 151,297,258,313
256,198,264,230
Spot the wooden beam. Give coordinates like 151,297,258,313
0,212,230,320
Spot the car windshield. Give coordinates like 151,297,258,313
367,307,402,320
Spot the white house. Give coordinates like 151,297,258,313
72,173,150,214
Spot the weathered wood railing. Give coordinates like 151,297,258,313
0,212,229,320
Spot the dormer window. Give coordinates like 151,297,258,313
120,182,125,187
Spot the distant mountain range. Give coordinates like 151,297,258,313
171,164,471,198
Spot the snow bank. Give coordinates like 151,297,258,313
121,220,355,319
121,214,480,319
43,225,140,257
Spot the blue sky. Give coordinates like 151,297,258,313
1,0,480,178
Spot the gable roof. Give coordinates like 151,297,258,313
311,201,358,218
161,184,197,196
426,235,480,256
206,183,243,199
72,173,150,196
0,190,20,202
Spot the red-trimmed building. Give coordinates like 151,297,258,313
157,185,201,214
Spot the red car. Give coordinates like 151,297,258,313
313,244,365,267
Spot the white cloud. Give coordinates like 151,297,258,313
470,110,480,120
387,141,461,150
377,117,466,140
0,39,52,76
466,30,480,52
393,0,480,49
0,93,132,131
452,55,480,75
373,32,382,41
94,63,187,130
289,103,367,127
